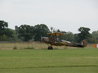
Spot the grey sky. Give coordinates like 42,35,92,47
0,0,98,33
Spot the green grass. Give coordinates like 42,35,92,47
0,48,98,73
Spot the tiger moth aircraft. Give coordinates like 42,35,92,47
41,32,87,50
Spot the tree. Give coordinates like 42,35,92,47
0,20,8,28
90,31,98,43
34,24,50,41
92,31,98,39
0,20,16,41
76,27,91,42
15,25,34,41
0,20,8,35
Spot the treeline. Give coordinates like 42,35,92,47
0,20,98,43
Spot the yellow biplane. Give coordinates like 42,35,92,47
41,32,87,50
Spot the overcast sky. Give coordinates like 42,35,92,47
0,0,98,33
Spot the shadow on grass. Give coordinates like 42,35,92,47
0,65,98,69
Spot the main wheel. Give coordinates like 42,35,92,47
48,46,53,50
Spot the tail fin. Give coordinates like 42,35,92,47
81,40,87,47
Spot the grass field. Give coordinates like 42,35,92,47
0,48,98,73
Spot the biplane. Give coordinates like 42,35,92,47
41,32,87,50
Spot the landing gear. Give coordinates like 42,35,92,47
48,46,53,50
